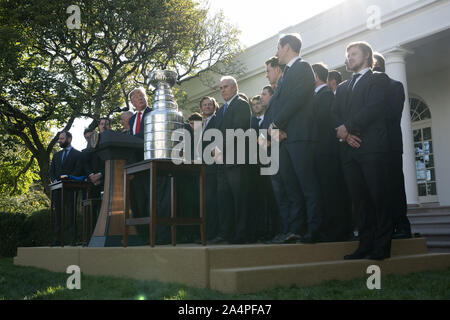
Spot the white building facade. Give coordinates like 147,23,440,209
180,0,450,206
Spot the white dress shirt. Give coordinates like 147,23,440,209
314,83,328,95
352,67,371,89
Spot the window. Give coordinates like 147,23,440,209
410,96,437,202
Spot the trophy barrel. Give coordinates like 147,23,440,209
144,70,185,161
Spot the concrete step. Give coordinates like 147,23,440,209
206,238,428,269
408,206,450,215
411,227,450,236
210,253,450,294
408,212,450,224
428,240,450,248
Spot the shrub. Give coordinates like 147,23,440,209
22,209,52,247
0,209,51,257
0,187,49,214
0,212,27,257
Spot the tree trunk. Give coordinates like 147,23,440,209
36,151,51,198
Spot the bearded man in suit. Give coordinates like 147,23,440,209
50,131,82,246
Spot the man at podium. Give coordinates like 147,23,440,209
127,87,171,245
49,131,82,246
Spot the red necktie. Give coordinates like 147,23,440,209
135,112,142,135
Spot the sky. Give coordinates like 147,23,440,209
69,0,345,151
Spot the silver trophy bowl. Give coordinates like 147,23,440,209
144,70,185,160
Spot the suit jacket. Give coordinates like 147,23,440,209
386,77,405,153
270,58,317,142
128,106,153,139
80,148,105,178
214,95,251,166
260,90,277,131
331,69,390,157
313,85,339,156
50,147,82,182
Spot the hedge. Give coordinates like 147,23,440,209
0,209,51,257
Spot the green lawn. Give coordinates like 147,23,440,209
1,258,449,300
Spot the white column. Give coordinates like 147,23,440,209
384,47,419,206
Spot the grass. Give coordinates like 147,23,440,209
0,257,449,300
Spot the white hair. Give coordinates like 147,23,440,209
128,87,147,101
121,110,134,119
220,76,238,87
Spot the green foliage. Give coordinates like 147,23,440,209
0,0,242,192
0,212,26,257
0,209,51,257
0,133,40,196
0,184,49,213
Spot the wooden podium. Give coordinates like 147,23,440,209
88,131,144,247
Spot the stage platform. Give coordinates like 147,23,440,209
14,237,450,294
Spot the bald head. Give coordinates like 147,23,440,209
220,76,238,102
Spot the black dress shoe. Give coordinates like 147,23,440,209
392,231,412,239
284,233,302,243
208,236,228,245
344,250,370,260
265,233,286,244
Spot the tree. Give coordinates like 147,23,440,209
0,131,40,196
0,0,242,195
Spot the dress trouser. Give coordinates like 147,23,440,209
342,152,392,254
217,165,249,242
388,152,411,234
278,141,323,238
205,168,219,240
315,152,353,241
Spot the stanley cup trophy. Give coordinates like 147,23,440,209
144,70,185,161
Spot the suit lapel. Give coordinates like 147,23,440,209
204,114,216,131
346,70,372,107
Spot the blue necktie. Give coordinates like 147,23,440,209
62,149,68,164
222,103,229,116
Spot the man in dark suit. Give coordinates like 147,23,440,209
327,70,343,95
209,76,252,244
79,128,105,225
373,53,412,239
267,33,323,244
198,96,219,241
127,87,171,245
333,41,392,260
249,90,280,242
49,131,82,246
312,63,352,242
259,58,289,244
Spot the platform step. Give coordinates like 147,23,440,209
411,227,450,236
408,213,450,224
210,253,450,294
428,240,450,248
408,206,450,215
206,238,427,269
